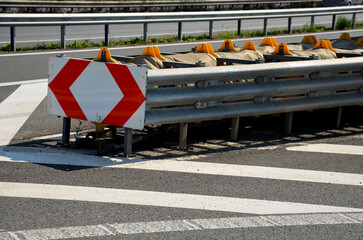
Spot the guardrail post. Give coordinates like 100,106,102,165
336,107,342,129
332,14,336,30
237,20,242,35
104,24,110,46
179,123,188,150
288,17,292,34
124,127,133,156
209,21,214,38
143,23,148,41
285,112,293,134
10,26,16,51
178,22,183,40
263,18,268,36
230,117,240,141
61,25,66,49
352,13,356,28
311,16,315,27
62,117,71,145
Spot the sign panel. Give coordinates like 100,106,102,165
48,56,146,130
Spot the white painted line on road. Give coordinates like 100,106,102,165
124,160,363,187
0,182,362,215
1,146,362,187
0,79,48,87
287,144,363,156
0,31,203,44
0,82,47,146
0,213,362,239
0,41,206,57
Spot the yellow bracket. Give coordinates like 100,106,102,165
355,37,363,46
242,41,257,51
142,46,167,61
314,40,337,53
338,32,353,42
90,122,107,133
270,43,294,56
195,43,220,58
92,47,118,63
301,35,317,45
217,39,238,52
260,37,278,48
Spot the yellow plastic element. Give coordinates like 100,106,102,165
260,37,278,47
242,41,257,51
141,46,167,61
270,43,294,56
92,47,118,63
313,40,337,53
91,122,107,132
338,32,352,41
195,43,220,58
301,35,317,45
355,37,363,46
326,40,337,53
217,39,238,52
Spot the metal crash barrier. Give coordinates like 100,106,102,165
2,6,363,51
48,42,363,156
146,57,363,141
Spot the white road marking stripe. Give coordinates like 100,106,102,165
0,41,210,57
0,31,204,44
1,213,362,239
0,82,47,146
1,147,362,187
0,182,362,215
0,79,48,87
6,232,21,240
338,213,362,223
20,225,113,240
287,144,363,156
124,160,363,187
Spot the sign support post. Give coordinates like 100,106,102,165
62,117,71,145
124,128,133,156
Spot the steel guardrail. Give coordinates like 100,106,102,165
144,57,363,148
146,57,363,123
2,6,363,51
0,0,321,11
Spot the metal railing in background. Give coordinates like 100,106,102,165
2,6,363,51
0,0,320,12
145,57,363,150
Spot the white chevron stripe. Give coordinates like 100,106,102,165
287,144,363,156
1,182,362,215
0,82,47,146
1,146,362,186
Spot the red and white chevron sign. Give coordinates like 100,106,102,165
47,56,147,130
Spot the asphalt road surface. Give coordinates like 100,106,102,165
0,30,363,239
0,131,363,239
